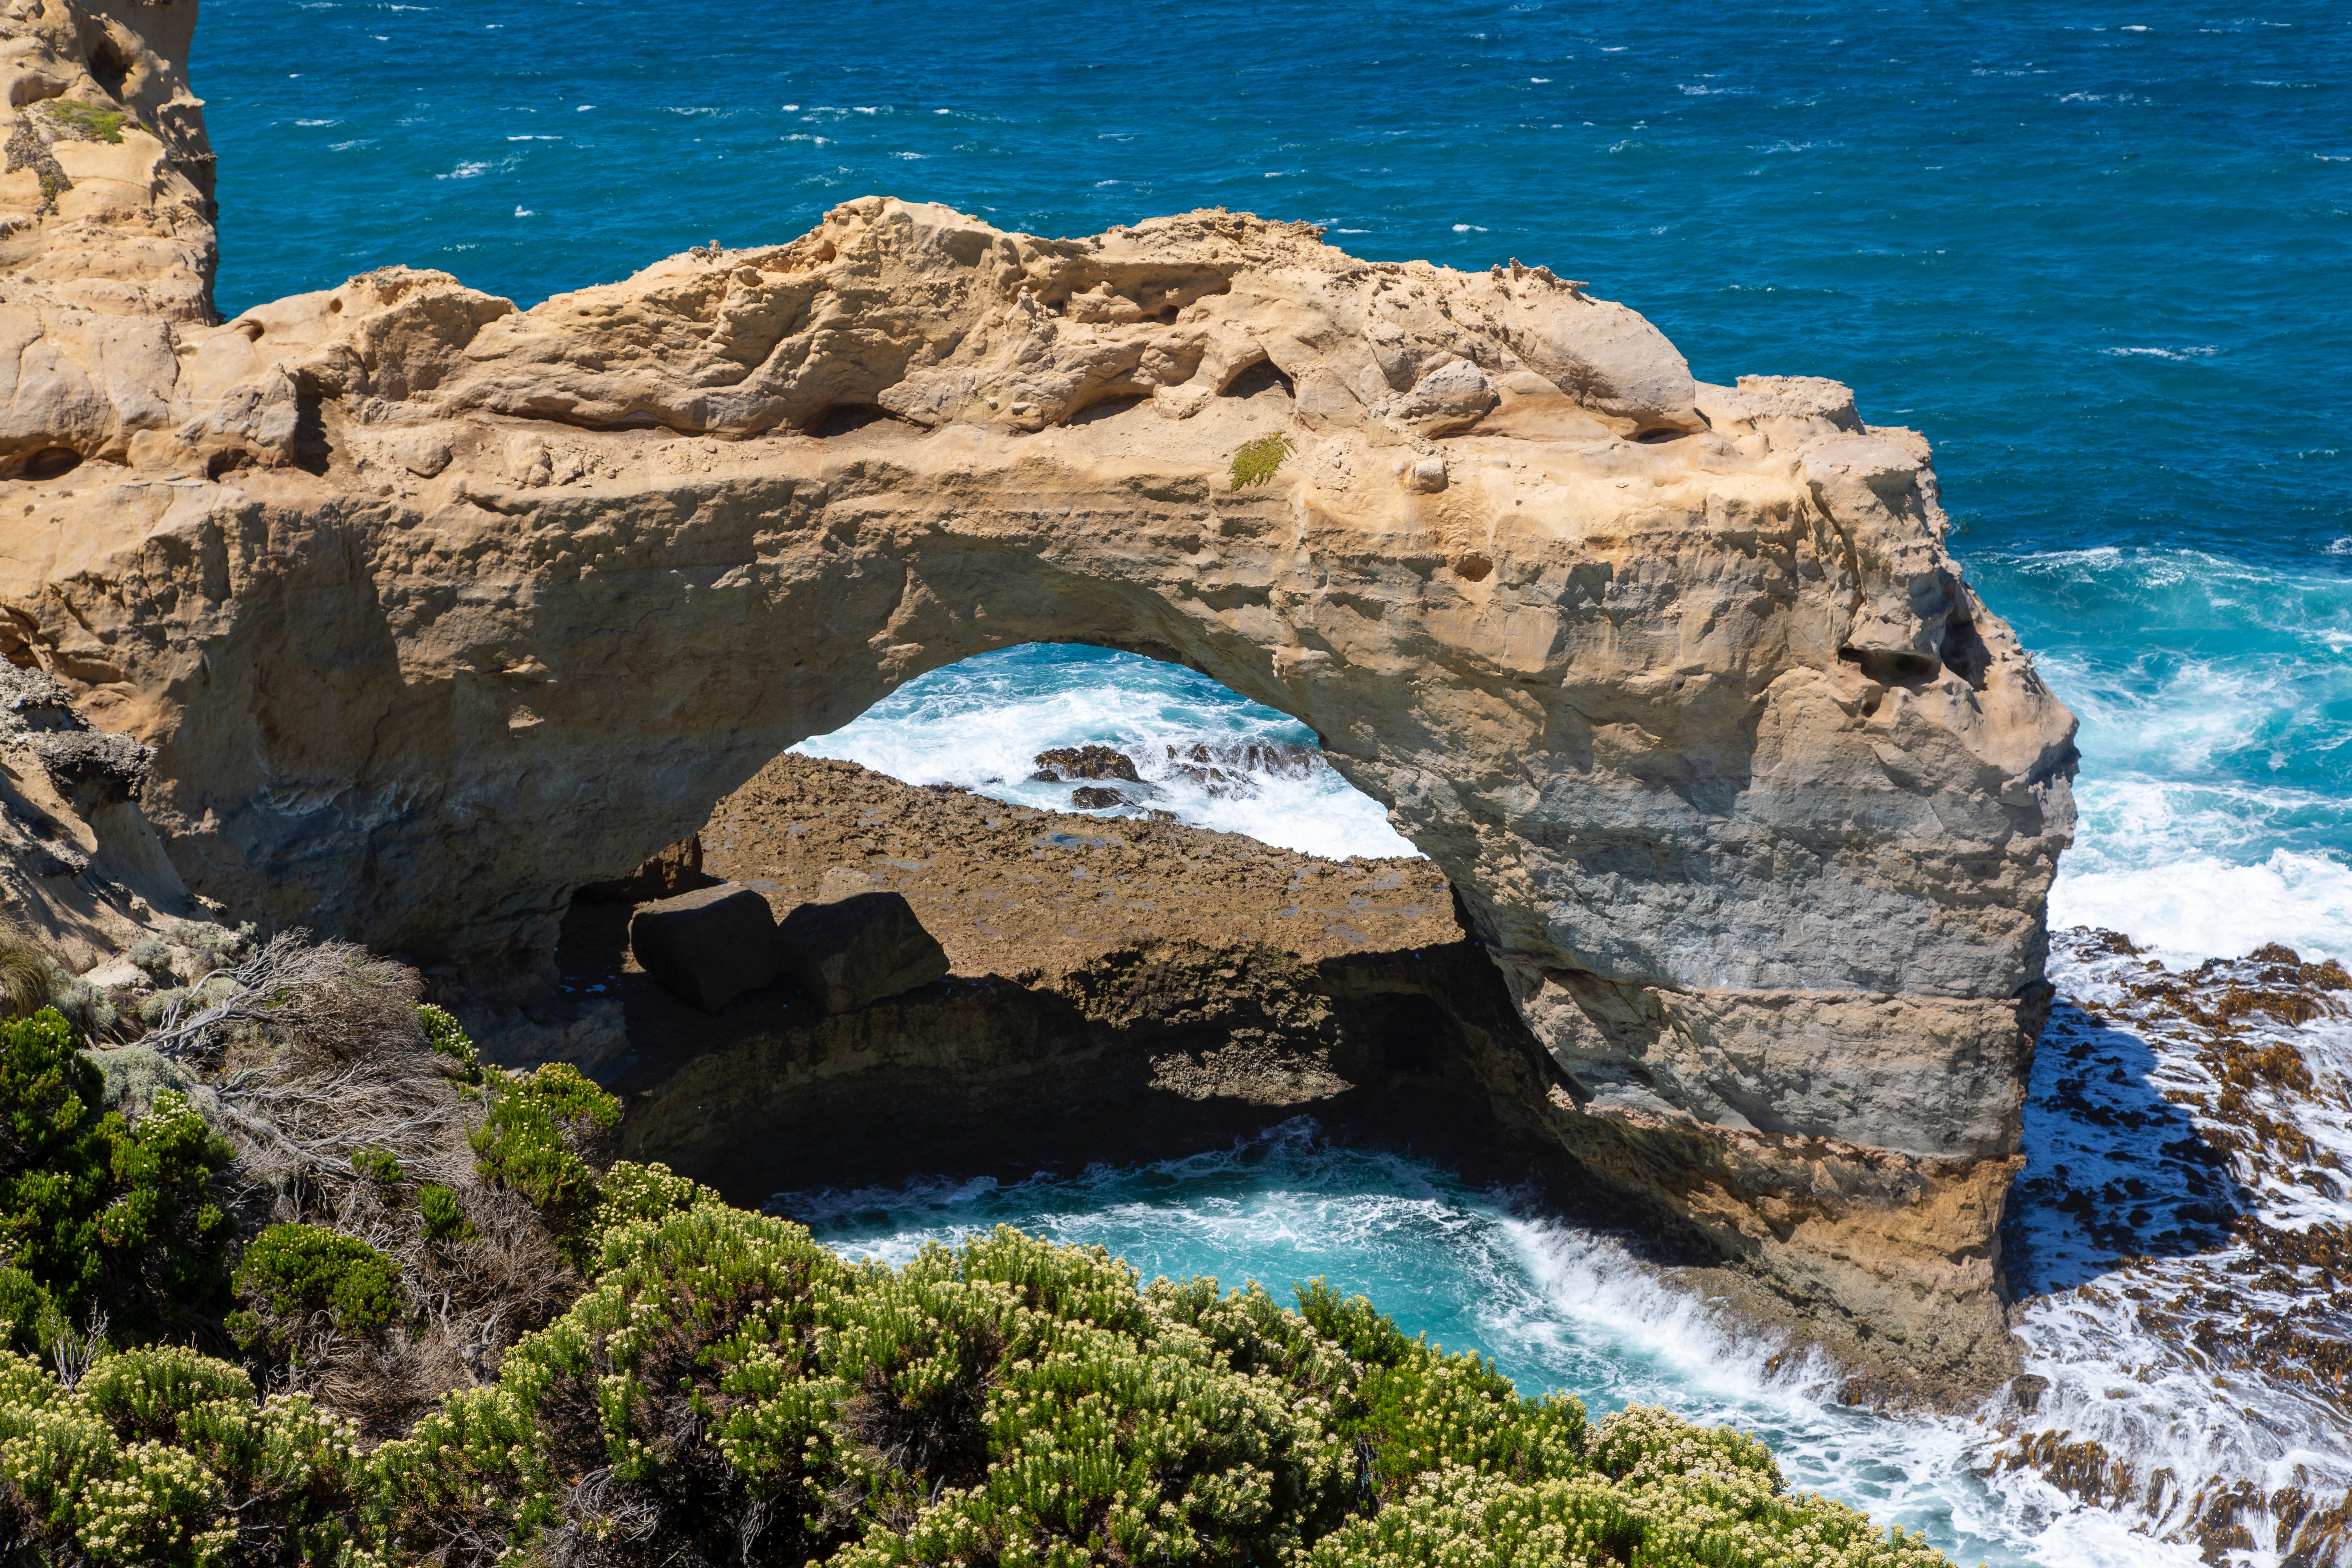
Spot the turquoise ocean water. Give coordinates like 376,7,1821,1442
198,4,2350,1560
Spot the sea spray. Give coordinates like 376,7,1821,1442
1980,545,2352,965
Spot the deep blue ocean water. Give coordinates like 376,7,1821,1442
194,4,2351,1560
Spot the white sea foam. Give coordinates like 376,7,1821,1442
1980,547,2352,963
776,1115,2209,1567
2051,835,2352,964
791,645,1417,860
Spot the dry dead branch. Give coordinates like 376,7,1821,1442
145,929,424,1065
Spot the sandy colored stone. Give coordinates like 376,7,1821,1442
0,663,207,968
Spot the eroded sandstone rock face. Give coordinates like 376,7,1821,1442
0,0,2078,1395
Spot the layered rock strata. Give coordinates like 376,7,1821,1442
0,2,2078,1395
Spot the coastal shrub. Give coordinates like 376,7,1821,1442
0,1343,376,1566
1230,431,1294,489
0,1008,234,1346
167,920,253,976
0,1204,1957,1568
469,1063,621,1263
1299,1281,1586,1494
351,1146,403,1186
41,957,118,1039
366,1216,1958,1568
470,1062,619,1207
86,1041,200,1122
228,1225,401,1359
416,1002,481,1081
0,1266,61,1355
592,1158,724,1234
127,937,176,987
414,1183,474,1243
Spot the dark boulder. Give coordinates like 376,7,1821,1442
777,891,950,1014
1030,745,1140,782
629,883,779,1012
1071,786,1126,809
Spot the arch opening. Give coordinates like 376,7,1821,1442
546,649,1552,1212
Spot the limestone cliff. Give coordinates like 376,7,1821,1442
0,2,2078,1396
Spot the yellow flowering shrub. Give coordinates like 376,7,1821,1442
0,1345,379,1566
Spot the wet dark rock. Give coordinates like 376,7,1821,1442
1031,745,1139,783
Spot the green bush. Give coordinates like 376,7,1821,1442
414,1184,474,1243
0,1204,1955,1568
468,1062,620,1258
127,937,176,987
415,1002,480,1081
592,1158,724,1234
359,1214,1953,1568
0,1343,375,1566
228,1225,401,1357
351,1146,403,1186
0,1265,61,1355
0,1009,234,1347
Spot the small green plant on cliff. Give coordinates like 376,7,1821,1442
468,1062,620,1258
350,1145,404,1186
415,1002,481,1082
31,99,150,144
226,1224,401,1361
1230,431,1295,489
0,1007,234,1352
414,1183,475,1243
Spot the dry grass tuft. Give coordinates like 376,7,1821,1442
0,919,56,1019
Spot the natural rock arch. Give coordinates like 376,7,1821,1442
0,1,2076,1396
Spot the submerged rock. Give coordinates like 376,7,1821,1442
1031,745,1143,783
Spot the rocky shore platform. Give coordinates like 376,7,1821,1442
564,754,1571,1205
